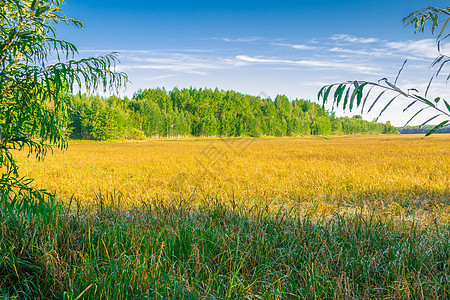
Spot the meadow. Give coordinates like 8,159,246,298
17,135,450,218
2,135,450,299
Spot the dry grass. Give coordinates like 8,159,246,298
16,135,450,220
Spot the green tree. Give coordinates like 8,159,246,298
319,5,450,137
0,0,127,198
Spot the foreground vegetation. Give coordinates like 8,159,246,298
2,135,448,298
2,197,450,299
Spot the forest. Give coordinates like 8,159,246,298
68,87,399,140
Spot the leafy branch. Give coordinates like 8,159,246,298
318,77,450,137
319,5,450,136
0,0,128,195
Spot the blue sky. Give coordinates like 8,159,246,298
57,0,449,126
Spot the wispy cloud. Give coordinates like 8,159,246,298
78,48,222,55
141,74,178,81
328,47,388,57
203,36,265,43
235,55,379,73
114,50,247,76
385,39,438,60
291,44,317,50
323,35,439,61
331,34,380,44
272,42,318,50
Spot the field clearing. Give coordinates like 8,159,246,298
17,135,450,219
5,134,450,299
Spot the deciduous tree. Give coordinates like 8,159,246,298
0,0,127,199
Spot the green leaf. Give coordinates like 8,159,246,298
437,17,450,41
376,95,399,121
333,83,345,109
35,6,50,17
394,60,407,85
349,87,358,112
383,80,407,96
414,94,436,108
323,85,333,103
318,86,327,102
342,87,350,110
444,99,450,113
420,114,442,127
356,83,366,107
367,90,386,113
360,86,373,114
18,31,33,38
31,0,39,11
424,120,449,138
403,100,418,113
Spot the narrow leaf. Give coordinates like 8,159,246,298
394,60,407,85
367,90,386,113
342,87,350,110
420,114,442,127
414,94,436,108
376,95,399,121
444,99,450,113
403,100,418,113
318,86,327,102
323,85,333,103
437,17,450,41
424,120,449,138
361,85,373,114
404,108,428,127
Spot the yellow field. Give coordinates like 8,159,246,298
16,135,450,219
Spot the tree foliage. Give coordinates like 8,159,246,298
67,88,398,140
0,0,127,198
318,5,450,137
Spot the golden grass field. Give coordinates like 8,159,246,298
5,134,450,299
16,135,450,220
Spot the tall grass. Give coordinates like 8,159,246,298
3,135,449,298
1,193,450,299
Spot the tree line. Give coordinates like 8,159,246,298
67,88,399,140
398,125,450,134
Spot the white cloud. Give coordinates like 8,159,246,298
325,36,439,61
331,34,380,44
117,64,208,75
114,50,248,76
272,42,318,50
236,55,379,73
205,36,265,43
291,44,317,50
328,47,389,57
385,39,438,60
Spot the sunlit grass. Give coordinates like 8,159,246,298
16,135,450,220
3,134,449,299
